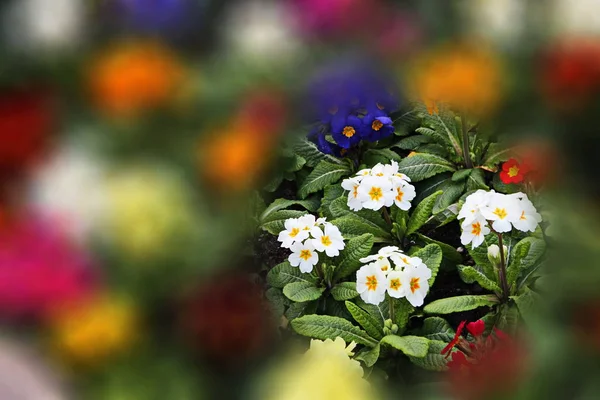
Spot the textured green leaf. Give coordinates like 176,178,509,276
291,315,379,347
514,288,541,324
507,237,546,289
425,203,458,228
345,301,384,340
393,298,415,332
335,234,375,280
319,183,345,218
482,143,512,170
413,173,452,205
466,168,489,191
466,234,499,280
408,340,449,371
283,154,306,172
267,261,316,288
458,264,501,292
433,180,465,214
420,317,455,342
415,234,463,266
424,295,499,314
331,282,359,301
260,198,320,223
261,210,308,234
393,135,431,150
355,344,380,367
363,149,402,166
381,335,430,358
283,282,325,302
331,214,392,242
266,288,287,319
451,169,472,181
412,244,443,287
397,153,456,182
298,160,352,198
406,191,443,236
355,298,388,326
293,137,345,167
285,301,317,321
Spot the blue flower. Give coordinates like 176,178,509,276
308,126,343,156
331,114,367,149
363,111,394,142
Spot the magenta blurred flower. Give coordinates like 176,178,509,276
0,214,97,319
290,0,377,37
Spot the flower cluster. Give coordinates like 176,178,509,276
356,246,431,307
306,64,399,155
341,161,415,212
278,215,345,273
458,190,542,248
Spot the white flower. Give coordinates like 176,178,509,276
359,246,399,263
403,263,432,307
289,241,319,273
481,192,520,232
297,214,322,236
394,172,411,182
341,177,363,211
391,180,416,211
390,253,422,269
311,224,345,257
357,176,394,210
511,195,542,233
370,163,388,178
386,270,407,298
372,258,393,275
487,244,508,265
458,189,491,224
460,216,491,248
356,263,387,305
278,218,309,248
355,168,372,181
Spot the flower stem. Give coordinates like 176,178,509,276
496,233,510,302
383,207,393,226
461,115,473,168
389,297,395,323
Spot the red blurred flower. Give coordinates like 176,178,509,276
513,140,559,187
179,273,275,365
466,320,485,337
0,88,55,175
441,320,466,357
500,158,530,184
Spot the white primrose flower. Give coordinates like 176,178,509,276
386,270,407,298
297,214,322,237
311,224,345,257
403,263,432,307
480,192,520,232
458,189,491,224
355,168,372,181
391,179,416,211
393,172,411,182
277,218,309,248
370,163,388,178
460,217,491,248
359,246,399,263
341,177,363,211
511,194,542,232
357,176,394,210
356,263,387,305
289,240,319,273
390,253,422,269
487,244,508,266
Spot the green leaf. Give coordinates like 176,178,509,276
397,153,456,182
291,315,379,347
355,298,388,325
331,282,359,301
261,210,308,234
420,317,455,342
267,262,317,289
433,180,465,214
260,198,320,223
393,135,431,150
482,143,512,170
467,234,499,280
406,191,443,236
285,301,318,321
492,173,520,194
413,173,452,205
408,340,449,371
507,237,546,289
363,149,402,166
331,214,392,243
283,282,325,302
451,169,472,181
466,169,489,191
345,301,384,340
283,154,306,172
319,183,345,218
457,264,501,292
415,234,463,266
424,295,499,314
411,244,443,287
393,298,415,332
335,234,375,280
514,288,541,324
380,335,430,358
293,137,345,167
266,288,287,319
298,160,352,198
425,203,458,228
355,344,380,368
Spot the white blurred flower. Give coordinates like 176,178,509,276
462,0,525,46
3,0,85,54
549,0,600,37
289,240,319,273
356,263,387,305
403,263,432,307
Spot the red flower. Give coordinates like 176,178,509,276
441,320,466,357
466,320,485,337
500,158,530,184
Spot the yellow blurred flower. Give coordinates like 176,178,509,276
411,43,503,116
105,165,195,259
88,41,184,117
49,295,138,365
262,338,376,400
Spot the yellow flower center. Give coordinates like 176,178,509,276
471,222,481,236
389,278,401,290
520,210,526,220
368,186,383,201
410,277,420,293
289,227,300,238
352,185,359,198
366,275,378,291
372,120,383,131
381,264,389,272
342,126,356,138
299,249,312,261
508,165,520,177
321,236,332,247
396,187,404,202
493,208,508,219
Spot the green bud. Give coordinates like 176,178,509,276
487,244,508,267
383,327,392,336
384,319,393,329
391,324,399,334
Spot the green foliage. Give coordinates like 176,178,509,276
330,282,359,301
412,244,443,287
362,149,402,166
293,137,346,167
335,234,375,280
285,301,318,321
291,315,379,347
393,298,415,332
259,198,320,223
406,191,443,236
466,168,489,191
380,335,430,358
433,180,465,214
355,344,381,367
397,153,456,182
419,317,455,343
408,340,449,371
482,143,512,171
331,214,392,242
266,288,287,319
298,160,353,198
424,295,499,314
283,282,325,302
267,262,317,288
513,287,541,324
260,210,308,235
508,237,546,290
345,301,384,340
458,264,501,292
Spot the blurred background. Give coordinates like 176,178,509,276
0,0,599,399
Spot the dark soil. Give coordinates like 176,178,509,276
254,231,288,270
424,220,463,249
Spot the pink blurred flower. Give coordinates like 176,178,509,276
290,0,379,37
0,214,97,319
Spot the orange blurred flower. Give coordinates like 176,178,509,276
88,41,184,117
411,43,503,116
